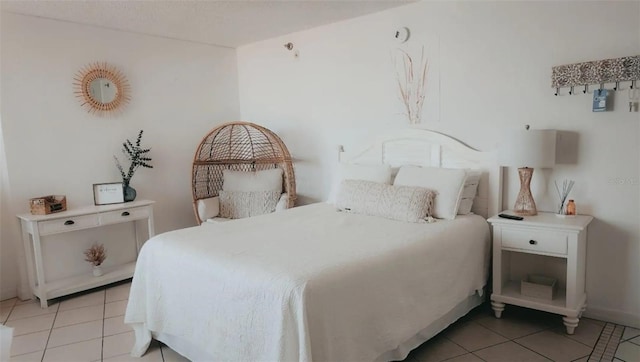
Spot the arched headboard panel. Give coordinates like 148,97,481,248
340,128,502,219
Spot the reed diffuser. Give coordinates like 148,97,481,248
555,179,575,216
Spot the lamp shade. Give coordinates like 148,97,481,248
499,129,557,168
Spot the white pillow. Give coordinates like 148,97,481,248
204,217,232,224
222,169,283,192
275,193,290,211
196,196,219,222
328,163,392,204
393,165,466,220
219,190,282,219
458,170,482,215
336,180,435,223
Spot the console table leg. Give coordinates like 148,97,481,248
563,316,579,335
491,301,505,318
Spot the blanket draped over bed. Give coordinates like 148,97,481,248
125,203,490,362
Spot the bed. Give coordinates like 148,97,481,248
125,128,502,361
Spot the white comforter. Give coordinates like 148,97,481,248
125,203,489,362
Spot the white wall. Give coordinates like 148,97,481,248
0,13,240,299
237,2,640,326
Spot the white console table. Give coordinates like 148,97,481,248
17,200,155,308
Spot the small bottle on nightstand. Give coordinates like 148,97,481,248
566,200,576,216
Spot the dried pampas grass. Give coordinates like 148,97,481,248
84,243,106,266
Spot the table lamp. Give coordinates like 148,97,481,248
500,126,556,216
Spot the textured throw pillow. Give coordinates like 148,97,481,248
458,170,482,215
328,163,393,204
393,165,467,220
222,168,283,192
336,180,435,223
219,190,282,219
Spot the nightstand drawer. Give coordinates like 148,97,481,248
99,206,150,225
501,228,568,255
38,214,99,235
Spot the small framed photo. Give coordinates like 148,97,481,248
93,182,124,205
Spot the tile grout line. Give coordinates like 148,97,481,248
469,352,488,362
2,299,17,324
6,285,133,361
160,341,166,362
620,328,640,342
40,302,60,362
101,289,106,362
459,315,601,361
511,337,562,361
558,321,608,350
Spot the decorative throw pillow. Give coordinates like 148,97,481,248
275,193,290,211
196,196,220,222
219,190,282,219
393,165,467,220
336,180,435,223
222,168,283,192
458,170,482,215
328,163,393,204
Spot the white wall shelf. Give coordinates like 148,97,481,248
17,200,155,308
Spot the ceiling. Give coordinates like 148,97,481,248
1,0,415,48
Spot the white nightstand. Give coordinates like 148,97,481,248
488,211,593,334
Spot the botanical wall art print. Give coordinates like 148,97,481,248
392,37,440,124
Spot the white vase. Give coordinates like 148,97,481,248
93,265,103,277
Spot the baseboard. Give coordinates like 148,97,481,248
0,285,17,302
584,306,640,329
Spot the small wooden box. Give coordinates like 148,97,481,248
29,195,67,215
521,275,557,300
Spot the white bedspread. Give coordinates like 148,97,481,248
125,203,489,362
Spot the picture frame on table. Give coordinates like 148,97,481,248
93,182,124,205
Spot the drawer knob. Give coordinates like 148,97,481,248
529,239,537,245
64,220,75,226
121,211,130,217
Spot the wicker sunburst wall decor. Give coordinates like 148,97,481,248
73,62,130,116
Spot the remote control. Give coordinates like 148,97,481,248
498,213,523,220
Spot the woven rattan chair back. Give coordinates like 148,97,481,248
192,121,296,223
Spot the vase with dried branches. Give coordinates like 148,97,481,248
394,47,429,124
114,130,153,202
84,243,107,276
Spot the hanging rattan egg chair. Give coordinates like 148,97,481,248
192,121,296,223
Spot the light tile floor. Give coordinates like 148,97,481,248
1,280,636,362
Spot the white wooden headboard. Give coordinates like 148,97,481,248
340,128,502,219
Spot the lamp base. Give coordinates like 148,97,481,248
513,167,538,216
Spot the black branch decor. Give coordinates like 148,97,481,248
114,130,153,187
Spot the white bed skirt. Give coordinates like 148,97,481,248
135,289,485,362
